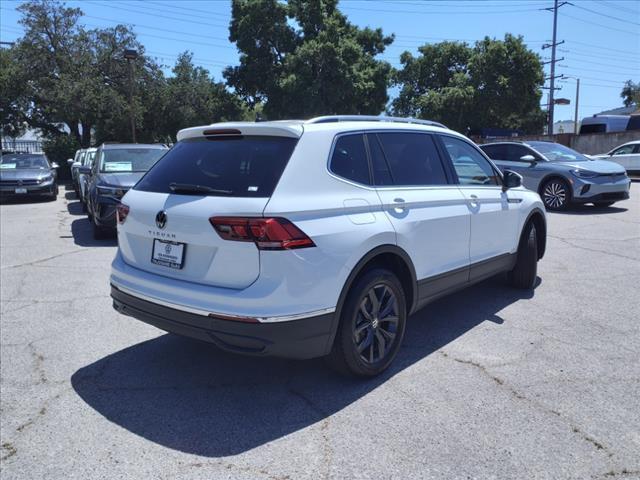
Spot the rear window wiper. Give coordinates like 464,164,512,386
169,182,233,195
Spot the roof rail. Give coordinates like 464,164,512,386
306,115,447,129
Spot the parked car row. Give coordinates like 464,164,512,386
4,117,631,377
69,143,169,238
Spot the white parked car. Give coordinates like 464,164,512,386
590,141,640,174
110,116,547,376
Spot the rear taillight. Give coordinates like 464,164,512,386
209,217,315,250
116,204,130,224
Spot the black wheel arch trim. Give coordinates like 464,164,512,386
522,207,547,260
324,244,418,355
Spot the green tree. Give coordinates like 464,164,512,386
391,35,545,134
161,52,245,141
225,0,394,119
0,48,29,140
621,80,640,108
15,0,168,146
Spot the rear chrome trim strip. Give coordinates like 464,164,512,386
112,284,335,323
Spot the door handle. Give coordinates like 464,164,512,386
392,198,406,212
469,194,479,207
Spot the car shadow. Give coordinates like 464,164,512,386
70,217,117,247
66,199,86,216
551,205,628,215
71,275,539,457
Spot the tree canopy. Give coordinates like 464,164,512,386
3,0,243,147
224,0,394,119
390,35,545,133
621,80,640,108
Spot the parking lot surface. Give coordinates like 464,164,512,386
1,188,639,480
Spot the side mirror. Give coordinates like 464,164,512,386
66,158,74,165
520,154,537,164
502,169,522,191
51,162,59,169
78,165,92,175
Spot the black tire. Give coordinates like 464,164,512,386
328,268,407,377
508,222,538,289
593,201,615,208
541,177,570,211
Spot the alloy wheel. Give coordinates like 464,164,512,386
353,283,399,364
543,181,567,209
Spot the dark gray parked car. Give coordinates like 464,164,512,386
0,153,59,201
82,143,168,238
480,141,631,210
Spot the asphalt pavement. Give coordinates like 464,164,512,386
1,187,639,480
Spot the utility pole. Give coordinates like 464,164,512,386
124,49,138,143
542,0,569,135
574,77,580,135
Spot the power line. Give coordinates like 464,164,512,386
594,0,640,16
562,56,640,72
566,39,639,56
79,1,229,29
342,5,544,15
82,14,230,42
563,12,640,35
559,47,640,62
571,3,640,26
561,65,637,77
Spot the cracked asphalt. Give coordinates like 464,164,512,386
1,187,639,480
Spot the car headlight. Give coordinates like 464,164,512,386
38,175,53,183
97,185,125,196
571,169,599,179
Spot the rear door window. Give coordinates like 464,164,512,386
329,134,371,185
376,133,448,186
135,136,298,197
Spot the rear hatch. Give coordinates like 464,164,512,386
117,125,301,289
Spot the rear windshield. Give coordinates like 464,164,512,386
100,148,166,173
135,136,298,197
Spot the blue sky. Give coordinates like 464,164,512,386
1,0,638,122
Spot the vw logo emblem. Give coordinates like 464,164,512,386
17,180,23,186
155,211,167,229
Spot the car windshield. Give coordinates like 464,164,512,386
528,142,590,162
0,154,49,169
100,148,167,173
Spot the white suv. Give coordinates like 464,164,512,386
110,116,547,376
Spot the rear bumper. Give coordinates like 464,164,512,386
111,285,336,360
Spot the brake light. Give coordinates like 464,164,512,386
209,217,315,250
116,204,130,224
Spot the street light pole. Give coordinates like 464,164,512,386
124,49,138,143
